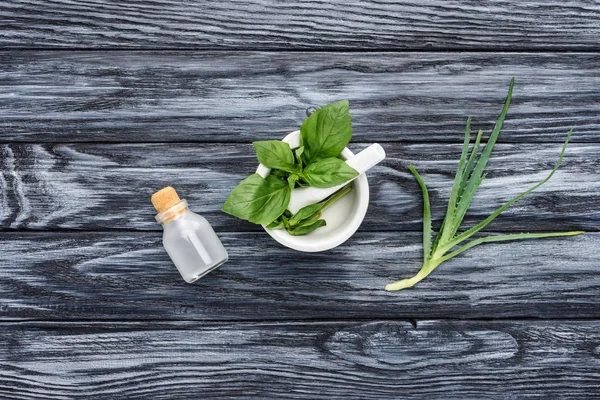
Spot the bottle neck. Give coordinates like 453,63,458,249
156,200,189,225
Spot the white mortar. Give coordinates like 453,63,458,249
256,130,373,252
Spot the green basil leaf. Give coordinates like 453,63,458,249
222,173,291,225
266,218,285,230
300,100,352,163
292,212,322,229
294,146,305,167
253,141,296,172
302,157,359,188
289,203,323,227
288,185,353,227
288,219,327,236
280,214,290,228
287,173,300,190
270,168,290,178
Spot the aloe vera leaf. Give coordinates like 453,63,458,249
441,173,485,248
439,118,473,243
454,77,514,228
440,231,584,264
442,128,574,252
431,220,445,253
408,165,432,263
449,129,484,238
459,129,483,200
454,117,472,184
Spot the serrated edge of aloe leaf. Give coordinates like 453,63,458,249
439,118,471,243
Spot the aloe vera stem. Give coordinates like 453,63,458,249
385,266,434,291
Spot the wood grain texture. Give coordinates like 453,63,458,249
1,2,599,396
0,51,598,143
1,1,599,50
0,320,599,398
0,231,596,320
1,142,597,232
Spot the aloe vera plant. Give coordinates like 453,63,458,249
386,78,584,291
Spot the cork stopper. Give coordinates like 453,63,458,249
151,186,181,213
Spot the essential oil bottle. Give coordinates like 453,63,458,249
152,187,228,283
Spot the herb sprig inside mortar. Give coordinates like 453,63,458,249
385,78,584,291
222,100,359,235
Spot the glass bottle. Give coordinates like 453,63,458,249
152,187,228,283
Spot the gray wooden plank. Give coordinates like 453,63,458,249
0,320,599,399
1,142,597,232
1,1,599,50
0,231,596,320
0,51,598,143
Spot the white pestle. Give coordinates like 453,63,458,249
287,143,386,214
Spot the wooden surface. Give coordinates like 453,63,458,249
1,1,600,399
1,52,599,143
1,231,598,321
1,142,598,232
1,1,599,50
1,320,599,399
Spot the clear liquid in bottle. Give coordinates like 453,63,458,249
152,187,228,283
